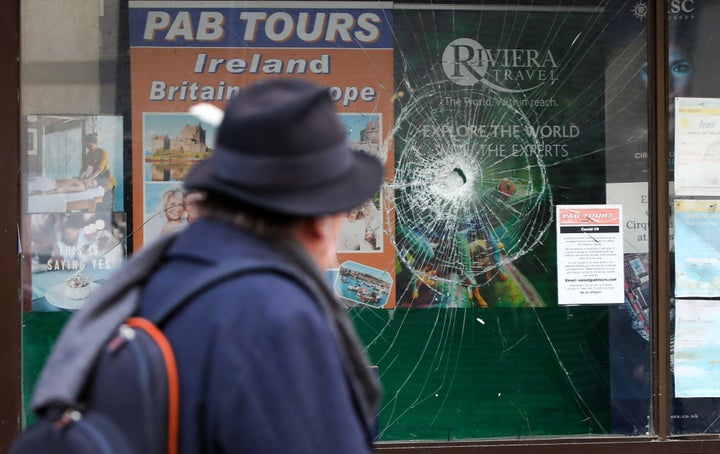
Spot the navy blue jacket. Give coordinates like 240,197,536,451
139,219,373,453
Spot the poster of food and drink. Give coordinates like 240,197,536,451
20,114,126,312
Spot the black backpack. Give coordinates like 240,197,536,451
11,254,297,454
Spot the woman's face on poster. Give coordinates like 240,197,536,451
640,45,693,94
639,43,693,137
165,193,184,221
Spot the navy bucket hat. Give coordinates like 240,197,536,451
184,79,385,217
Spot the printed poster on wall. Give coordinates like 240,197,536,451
674,299,720,398
21,115,127,311
674,199,720,297
675,97,720,197
128,2,397,306
556,205,624,305
391,4,606,308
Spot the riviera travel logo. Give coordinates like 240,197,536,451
441,38,558,93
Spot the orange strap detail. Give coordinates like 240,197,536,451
126,317,180,454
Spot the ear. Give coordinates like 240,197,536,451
322,217,333,238
292,217,337,269
315,217,333,239
297,217,327,240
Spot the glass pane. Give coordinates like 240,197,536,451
352,0,652,440
669,1,720,434
19,0,656,442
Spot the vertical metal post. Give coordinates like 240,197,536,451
0,0,22,449
648,0,670,440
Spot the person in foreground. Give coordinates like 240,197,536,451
141,79,384,452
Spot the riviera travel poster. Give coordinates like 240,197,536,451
128,1,396,304
390,5,606,308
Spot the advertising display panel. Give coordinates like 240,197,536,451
21,115,126,312
129,1,397,305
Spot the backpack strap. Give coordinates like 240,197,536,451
32,234,180,413
129,259,303,454
146,258,299,326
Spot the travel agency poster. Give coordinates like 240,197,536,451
128,1,396,305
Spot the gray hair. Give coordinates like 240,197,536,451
193,193,302,238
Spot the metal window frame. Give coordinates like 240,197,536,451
0,0,22,450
